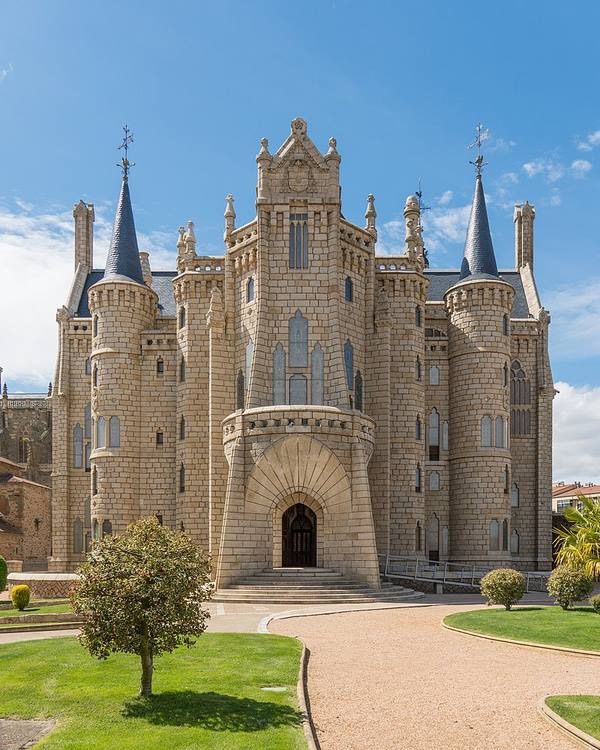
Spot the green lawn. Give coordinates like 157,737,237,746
0,633,305,749
444,606,600,652
0,604,72,618
546,696,600,740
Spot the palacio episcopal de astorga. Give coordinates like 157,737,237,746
49,118,554,590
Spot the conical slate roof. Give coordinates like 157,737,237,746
103,178,144,284
459,174,499,281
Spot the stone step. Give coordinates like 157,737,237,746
213,588,423,604
231,584,378,592
237,578,358,586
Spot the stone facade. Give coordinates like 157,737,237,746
50,119,554,581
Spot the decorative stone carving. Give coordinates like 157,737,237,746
288,159,310,192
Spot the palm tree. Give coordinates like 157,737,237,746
554,495,600,577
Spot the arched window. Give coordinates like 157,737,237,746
503,465,510,493
96,416,105,449
428,408,440,461
289,212,309,269
415,415,422,440
273,343,286,405
236,370,245,410
85,357,92,375
415,305,422,327
179,356,186,383
92,519,100,541
108,416,120,448
495,416,505,448
84,442,91,471
18,436,29,464
156,357,164,375
245,338,254,384
503,362,509,387
415,521,422,551
289,311,308,367
429,365,440,385
93,315,98,337
179,464,186,493
84,403,91,440
289,374,308,404
246,277,255,303
428,514,440,560
510,529,520,554
344,340,354,390
344,276,353,302
429,471,441,491
481,416,492,447
502,519,509,551
92,364,98,387
415,356,422,381
489,519,499,551
73,424,83,468
415,464,422,493
442,420,449,451
179,415,186,440
73,517,84,554
92,466,98,496
502,314,509,336
511,482,520,508
510,361,531,405
354,370,363,411
102,519,112,538
311,343,324,405
178,306,186,329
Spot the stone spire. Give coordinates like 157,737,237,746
459,173,499,281
103,178,145,284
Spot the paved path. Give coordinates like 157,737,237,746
271,603,599,750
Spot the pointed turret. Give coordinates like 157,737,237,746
103,178,145,284
459,174,498,281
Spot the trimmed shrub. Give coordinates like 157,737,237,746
11,584,31,611
547,567,594,610
0,556,7,591
480,568,525,610
590,594,600,614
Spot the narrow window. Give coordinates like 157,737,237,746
502,519,509,551
245,338,254,386
84,495,91,529
108,416,120,448
311,343,324,405
156,357,164,375
92,364,98,387
73,424,83,468
429,470,441,491
84,442,91,471
178,306,186,329
92,466,98,496
502,314,509,336
510,529,520,554
415,415,422,440
102,519,112,538
429,365,440,385
246,277,255,303
503,362,509,387
442,526,449,556
415,521,422,551
344,340,354,390
84,403,91,440
428,408,440,461
85,358,92,375
511,482,520,508
354,370,363,411
236,370,245,409
273,343,287,405
415,464,422,493
289,374,308,405
415,305,422,327
289,213,309,269
93,519,100,541
344,276,353,302
495,416,505,448
503,465,509,493
481,416,492,447
156,513,163,526
179,415,186,440
442,420,449,451
179,463,186,493
96,416,105,449
93,315,98,337
18,436,28,463
415,356,422,381
156,431,164,446
489,519,499,551
73,518,84,554
289,310,308,367
179,356,186,383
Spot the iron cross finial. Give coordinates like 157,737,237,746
468,123,489,175
117,124,135,180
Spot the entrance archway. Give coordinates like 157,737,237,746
282,503,317,567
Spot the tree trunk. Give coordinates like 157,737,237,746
139,626,153,697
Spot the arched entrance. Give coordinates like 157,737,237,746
282,503,317,567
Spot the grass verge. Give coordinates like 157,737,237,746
546,695,600,741
0,604,72,618
0,633,305,749
444,606,600,652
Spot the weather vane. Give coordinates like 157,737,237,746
468,123,489,175
117,124,135,179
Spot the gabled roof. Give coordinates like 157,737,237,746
103,178,145,284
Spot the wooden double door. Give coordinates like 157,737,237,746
282,503,317,567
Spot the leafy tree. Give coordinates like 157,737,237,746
71,516,211,697
555,495,600,577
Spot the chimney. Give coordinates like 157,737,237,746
73,200,95,271
514,201,535,269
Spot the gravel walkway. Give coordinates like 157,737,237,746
272,604,599,750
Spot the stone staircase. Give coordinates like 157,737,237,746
213,567,424,604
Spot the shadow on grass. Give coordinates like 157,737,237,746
122,691,303,732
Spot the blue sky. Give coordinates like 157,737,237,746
1,1,599,479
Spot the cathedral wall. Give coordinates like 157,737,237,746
0,397,52,486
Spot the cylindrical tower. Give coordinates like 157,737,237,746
445,172,514,565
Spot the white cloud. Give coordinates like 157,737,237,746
546,278,600,361
522,159,564,182
488,136,517,153
0,63,13,82
554,381,600,482
576,130,600,152
437,190,453,206
571,159,592,177
549,191,562,207
498,172,519,186
0,200,176,392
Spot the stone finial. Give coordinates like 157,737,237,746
184,221,196,255
365,194,377,234
291,117,307,137
206,285,225,331
2,383,7,399
224,194,236,240
139,251,153,287
177,225,186,251
47,382,53,397
257,138,271,163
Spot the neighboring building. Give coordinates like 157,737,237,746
0,457,51,567
552,482,600,513
0,375,52,487
50,119,554,583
